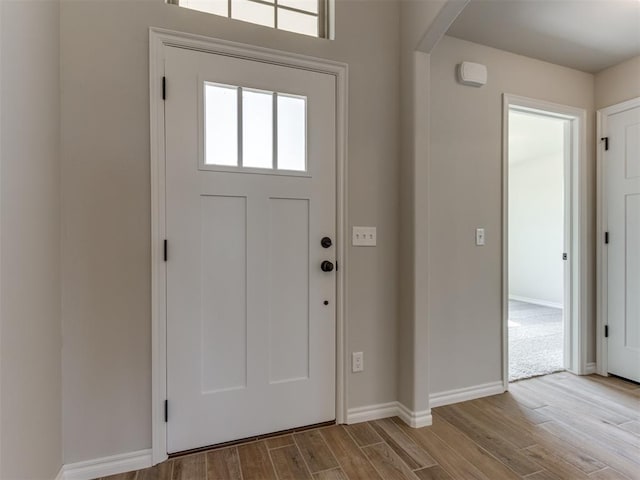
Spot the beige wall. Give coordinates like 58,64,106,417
595,56,640,110
60,0,400,463
397,0,446,413
0,1,62,478
400,0,447,50
428,35,596,394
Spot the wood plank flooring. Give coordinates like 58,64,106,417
101,373,640,480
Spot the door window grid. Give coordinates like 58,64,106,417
204,82,307,172
169,0,328,38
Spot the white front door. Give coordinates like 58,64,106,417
605,103,640,382
164,45,337,453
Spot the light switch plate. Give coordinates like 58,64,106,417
352,226,377,246
476,228,485,246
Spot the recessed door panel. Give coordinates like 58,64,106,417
625,194,640,350
626,123,640,179
200,195,247,393
268,198,310,384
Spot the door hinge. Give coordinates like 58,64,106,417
335,261,339,272
605,232,609,244
605,325,609,338
562,253,568,261
601,136,609,151
164,399,168,422
162,76,166,101
164,239,168,262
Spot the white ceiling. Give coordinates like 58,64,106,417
447,0,640,73
509,110,566,164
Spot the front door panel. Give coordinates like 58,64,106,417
164,46,337,453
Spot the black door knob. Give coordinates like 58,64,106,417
321,237,332,248
321,261,334,272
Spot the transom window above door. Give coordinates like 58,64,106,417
203,82,308,173
168,0,329,38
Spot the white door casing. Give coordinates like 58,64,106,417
150,29,348,463
502,94,588,389
599,99,640,383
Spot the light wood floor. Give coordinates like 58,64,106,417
101,373,640,480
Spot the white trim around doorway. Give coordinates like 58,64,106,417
149,27,349,466
596,96,640,377
502,94,588,391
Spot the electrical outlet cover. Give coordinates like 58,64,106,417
352,352,364,372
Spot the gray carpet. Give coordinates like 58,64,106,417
509,300,564,382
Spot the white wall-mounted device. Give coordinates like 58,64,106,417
457,62,487,87
352,226,377,246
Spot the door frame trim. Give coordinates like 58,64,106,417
596,96,640,377
149,27,349,465
502,94,588,390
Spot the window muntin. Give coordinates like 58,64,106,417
171,0,327,38
203,82,308,173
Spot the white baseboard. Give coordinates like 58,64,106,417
396,403,432,428
429,381,505,408
346,401,431,428
584,362,597,374
54,467,65,480
509,295,563,309
346,401,399,424
60,449,152,480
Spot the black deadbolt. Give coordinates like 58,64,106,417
321,260,334,272
321,237,332,248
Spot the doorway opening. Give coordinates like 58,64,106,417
508,108,569,381
503,95,587,386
